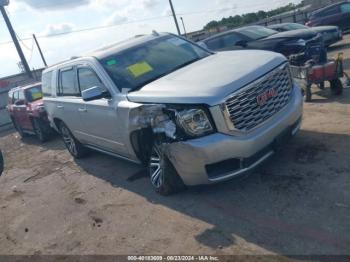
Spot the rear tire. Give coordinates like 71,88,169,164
149,143,186,195
33,118,50,142
59,122,88,159
330,78,343,96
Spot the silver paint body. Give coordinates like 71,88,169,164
43,33,303,186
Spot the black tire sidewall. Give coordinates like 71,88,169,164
33,118,48,142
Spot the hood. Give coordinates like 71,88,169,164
264,29,317,40
127,50,286,106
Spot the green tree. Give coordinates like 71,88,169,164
204,2,302,30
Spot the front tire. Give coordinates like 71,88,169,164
59,122,88,159
149,143,186,195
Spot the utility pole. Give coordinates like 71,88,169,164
180,17,187,38
33,34,47,67
0,0,32,78
168,0,181,35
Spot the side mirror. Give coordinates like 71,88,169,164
235,40,248,47
15,99,25,106
82,86,107,102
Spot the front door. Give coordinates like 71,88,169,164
75,66,125,155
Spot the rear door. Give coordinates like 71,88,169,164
75,65,125,154
340,2,350,30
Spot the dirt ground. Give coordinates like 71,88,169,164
1,35,350,256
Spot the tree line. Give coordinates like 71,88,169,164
204,2,305,30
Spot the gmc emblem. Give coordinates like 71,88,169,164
256,88,278,106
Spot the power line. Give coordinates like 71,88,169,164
0,2,294,46
28,38,34,63
0,6,240,46
0,14,174,46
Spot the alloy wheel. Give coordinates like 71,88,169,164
149,145,164,189
61,126,77,156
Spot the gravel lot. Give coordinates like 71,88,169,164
1,35,350,256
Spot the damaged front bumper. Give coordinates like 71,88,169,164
163,85,303,186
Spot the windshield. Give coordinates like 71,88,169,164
237,26,277,40
26,85,43,102
100,35,210,90
286,23,308,30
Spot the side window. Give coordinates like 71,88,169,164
42,71,53,97
77,68,104,92
18,90,25,101
206,37,223,50
221,33,243,48
8,92,13,104
321,6,339,16
341,3,350,14
59,68,79,96
13,91,19,104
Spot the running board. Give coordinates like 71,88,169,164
84,144,141,165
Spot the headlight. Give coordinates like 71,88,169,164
176,108,214,137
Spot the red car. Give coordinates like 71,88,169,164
7,83,52,142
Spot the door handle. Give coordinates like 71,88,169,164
78,108,87,112
57,105,64,109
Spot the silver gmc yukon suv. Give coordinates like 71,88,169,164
42,33,303,195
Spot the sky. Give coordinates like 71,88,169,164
0,0,302,78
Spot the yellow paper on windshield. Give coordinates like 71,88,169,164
127,62,153,78
31,92,42,100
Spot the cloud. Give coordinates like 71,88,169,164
162,7,172,17
141,0,157,9
14,0,90,10
105,12,128,26
103,0,159,26
43,23,75,36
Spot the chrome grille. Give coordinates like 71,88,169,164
225,63,293,132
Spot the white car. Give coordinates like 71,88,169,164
42,33,303,195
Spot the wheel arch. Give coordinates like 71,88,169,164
130,128,154,166
52,117,64,132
